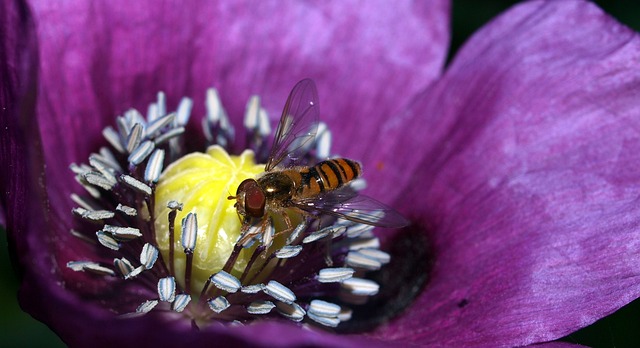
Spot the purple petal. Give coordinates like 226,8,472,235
0,0,42,255
0,0,63,342
372,0,640,346
0,196,5,227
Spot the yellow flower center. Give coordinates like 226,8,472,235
153,145,264,292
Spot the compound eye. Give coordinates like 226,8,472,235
242,180,266,217
236,178,253,195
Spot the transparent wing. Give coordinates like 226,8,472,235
293,190,409,228
265,79,319,171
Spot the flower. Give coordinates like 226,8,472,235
2,0,640,347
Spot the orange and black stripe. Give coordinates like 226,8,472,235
295,158,362,196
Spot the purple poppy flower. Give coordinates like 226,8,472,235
2,0,640,346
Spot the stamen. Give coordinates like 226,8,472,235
286,221,309,244
239,245,267,283
124,109,146,130
275,245,303,259
103,225,142,241
258,108,271,138
154,127,185,145
69,162,91,176
166,202,181,276
103,126,125,153
247,300,275,315
116,203,137,216
98,147,122,171
238,224,263,248
308,299,341,317
243,96,261,131
89,155,118,184
341,278,380,296
69,229,96,244
128,140,155,165
345,251,383,271
308,299,344,326
66,261,115,276
263,280,296,304
147,102,159,123
345,222,375,238
167,200,184,211
119,174,152,195
331,226,347,239
116,115,131,138
173,294,191,312
114,258,135,277
338,308,353,321
348,236,380,250
96,231,120,250
315,122,332,160
156,91,166,119
126,266,143,279
205,88,226,124
307,312,340,328
243,95,271,156
181,213,198,253
357,248,391,264
136,300,158,313
175,97,193,126
125,123,144,154
241,284,264,294
204,88,234,147
158,277,176,302
73,207,115,221
144,149,165,183
75,176,101,198
84,172,116,191
145,113,175,137
181,212,197,293
317,267,355,283
208,296,230,313
349,178,367,192
261,217,275,248
70,193,96,211
210,270,241,293
140,243,159,269
275,302,306,322
302,226,334,244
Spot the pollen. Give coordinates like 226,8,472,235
153,146,263,292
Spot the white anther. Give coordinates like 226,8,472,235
263,280,296,304
181,213,198,253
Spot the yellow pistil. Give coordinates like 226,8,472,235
153,145,263,293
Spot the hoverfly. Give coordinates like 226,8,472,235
229,79,408,246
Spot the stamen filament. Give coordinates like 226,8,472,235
184,253,194,294
168,208,177,275
239,245,266,284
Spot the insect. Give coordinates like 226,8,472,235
229,79,408,246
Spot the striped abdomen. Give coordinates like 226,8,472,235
287,158,362,197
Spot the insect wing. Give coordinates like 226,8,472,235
265,79,319,171
294,191,409,228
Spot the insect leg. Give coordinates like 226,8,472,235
271,207,310,241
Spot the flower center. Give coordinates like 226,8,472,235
66,83,400,329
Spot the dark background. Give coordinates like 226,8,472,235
1,1,639,346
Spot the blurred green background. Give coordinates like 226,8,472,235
2,1,639,347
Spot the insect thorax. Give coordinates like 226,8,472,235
257,171,296,203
